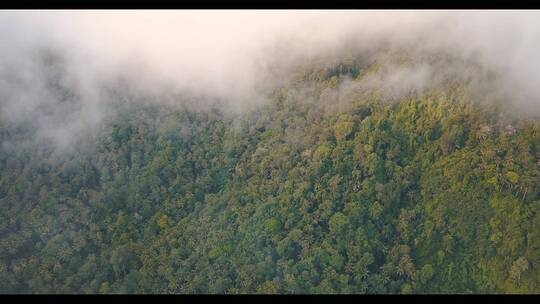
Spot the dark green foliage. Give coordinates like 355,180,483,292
0,57,539,294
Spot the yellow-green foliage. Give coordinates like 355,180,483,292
1,55,539,294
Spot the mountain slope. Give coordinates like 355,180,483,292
0,54,539,294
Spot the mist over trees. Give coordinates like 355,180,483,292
0,11,540,294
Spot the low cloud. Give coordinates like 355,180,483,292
0,10,539,153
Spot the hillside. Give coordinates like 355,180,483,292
0,53,539,294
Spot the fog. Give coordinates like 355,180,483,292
1,10,540,153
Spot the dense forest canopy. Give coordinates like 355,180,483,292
0,44,539,294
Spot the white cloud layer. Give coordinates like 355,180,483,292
1,10,539,152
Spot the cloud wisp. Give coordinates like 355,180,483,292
1,10,539,153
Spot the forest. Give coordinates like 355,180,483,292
0,49,539,294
